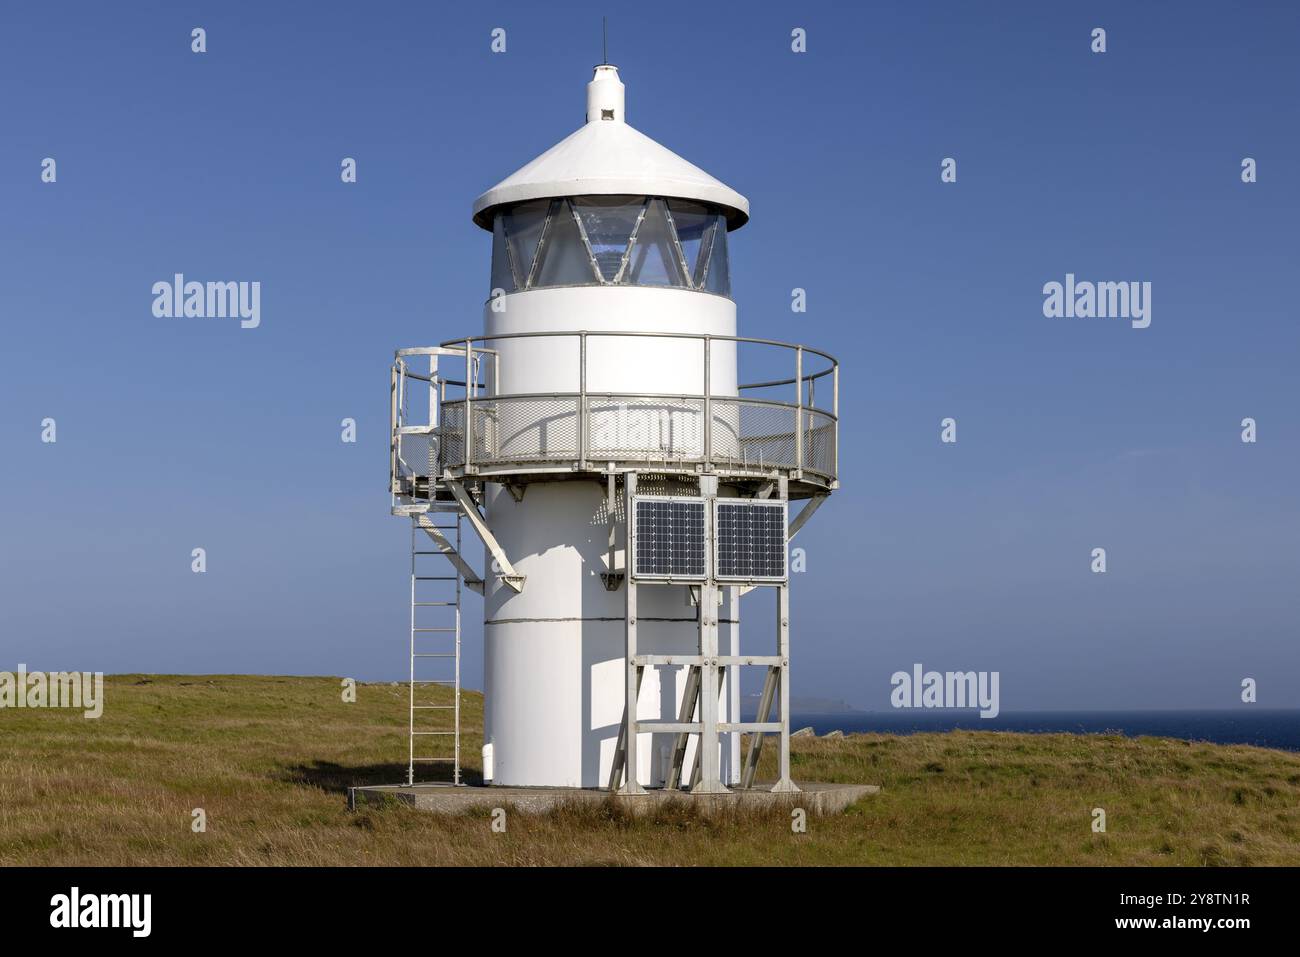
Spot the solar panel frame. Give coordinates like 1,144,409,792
630,495,709,581
713,499,788,583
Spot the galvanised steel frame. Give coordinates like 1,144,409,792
392,331,839,501
609,472,799,796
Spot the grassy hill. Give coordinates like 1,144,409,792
2,674,1298,866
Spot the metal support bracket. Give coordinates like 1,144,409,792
788,492,828,542
415,516,485,596
443,475,526,594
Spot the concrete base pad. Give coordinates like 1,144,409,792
349,781,877,816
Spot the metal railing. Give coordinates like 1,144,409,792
391,331,838,493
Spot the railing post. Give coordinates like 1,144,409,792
492,348,501,466
703,336,712,469
389,362,399,495
429,354,440,485
397,358,406,427
464,338,474,472
832,361,839,481
579,332,588,470
434,356,444,429
794,346,803,476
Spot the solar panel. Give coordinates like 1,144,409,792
632,496,707,580
714,500,787,582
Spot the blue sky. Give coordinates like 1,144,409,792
1,1,1297,710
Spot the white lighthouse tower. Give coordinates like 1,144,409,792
390,64,839,794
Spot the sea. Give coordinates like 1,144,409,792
769,710,1300,752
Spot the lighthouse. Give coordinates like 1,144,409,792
390,64,839,794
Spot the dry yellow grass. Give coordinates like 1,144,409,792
1,675,1297,865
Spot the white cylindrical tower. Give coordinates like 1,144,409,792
472,66,750,788
392,63,837,792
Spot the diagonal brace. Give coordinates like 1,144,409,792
788,493,828,542
665,665,701,790
415,516,484,595
443,476,525,593
607,665,645,792
740,666,780,789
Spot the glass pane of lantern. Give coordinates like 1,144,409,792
573,196,643,281
666,199,714,288
490,213,515,293
624,198,686,287
701,215,731,297
533,201,600,287
501,199,550,287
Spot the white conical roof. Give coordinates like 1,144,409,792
472,65,749,231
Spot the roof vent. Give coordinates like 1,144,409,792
586,64,624,124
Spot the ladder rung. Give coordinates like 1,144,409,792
413,653,456,658
413,705,455,710
412,731,456,736
413,628,457,633
413,602,457,606
412,757,455,763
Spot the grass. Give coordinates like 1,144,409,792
2,674,1298,865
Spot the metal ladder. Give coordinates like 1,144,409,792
407,510,465,786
